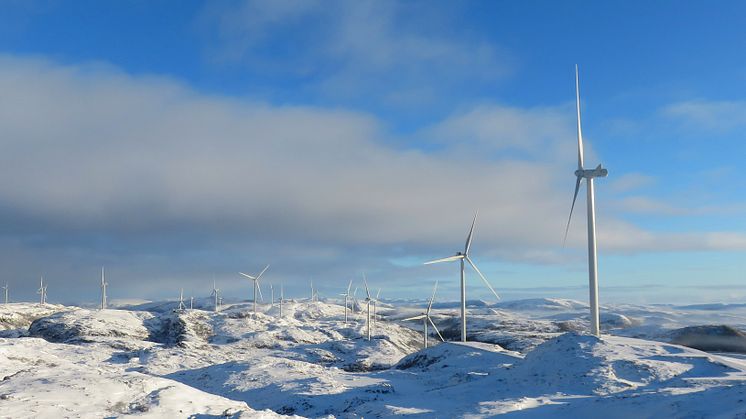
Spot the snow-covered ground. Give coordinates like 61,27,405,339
2,298,746,417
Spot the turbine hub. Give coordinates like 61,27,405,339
575,165,608,179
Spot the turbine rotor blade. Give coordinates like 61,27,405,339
575,64,585,170
239,272,256,280
256,281,264,301
428,317,446,342
424,254,464,265
255,265,270,281
363,275,370,299
465,210,478,254
402,314,426,321
465,256,500,301
427,280,439,314
347,280,352,294
564,175,583,245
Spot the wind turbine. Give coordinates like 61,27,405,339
363,274,376,340
351,287,359,314
402,281,445,348
340,280,353,323
310,280,319,302
2,282,8,304
178,288,186,311
210,279,220,312
37,276,47,305
373,288,381,325
239,265,269,316
564,64,608,337
424,211,500,342
279,283,285,317
270,283,274,307
100,266,108,310
190,296,194,310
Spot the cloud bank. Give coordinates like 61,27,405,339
0,55,743,302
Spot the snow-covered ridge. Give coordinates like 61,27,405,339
3,298,746,417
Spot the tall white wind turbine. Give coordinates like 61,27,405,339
425,212,500,342
37,276,47,305
352,287,359,314
100,266,108,310
373,288,381,325
270,283,274,307
211,279,220,312
363,275,376,340
279,283,284,317
2,282,8,304
239,265,269,316
178,288,186,311
340,280,352,323
402,281,445,348
564,65,608,337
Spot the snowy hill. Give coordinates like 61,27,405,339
3,298,746,417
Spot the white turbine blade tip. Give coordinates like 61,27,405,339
466,256,500,301
424,254,463,265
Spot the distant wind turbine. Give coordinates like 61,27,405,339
210,278,220,313
352,287,359,314
178,288,186,311
373,288,381,325
563,64,608,337
424,211,500,342
363,274,376,340
37,276,47,305
270,282,274,307
100,266,108,310
310,280,319,302
403,281,445,348
340,280,353,323
239,265,269,316
279,283,285,317
2,282,8,304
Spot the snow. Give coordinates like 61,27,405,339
3,298,746,417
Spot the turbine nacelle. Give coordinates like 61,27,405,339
575,164,608,179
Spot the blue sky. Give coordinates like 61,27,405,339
0,1,745,304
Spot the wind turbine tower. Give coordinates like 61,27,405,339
37,276,47,305
211,279,220,313
564,64,608,337
2,282,8,304
363,274,376,340
425,212,500,342
373,288,381,325
279,283,285,317
340,280,352,323
100,266,108,310
178,288,186,311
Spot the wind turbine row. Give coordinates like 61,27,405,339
423,66,607,338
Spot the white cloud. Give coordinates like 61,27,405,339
198,0,513,106
1,55,745,301
663,99,746,131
